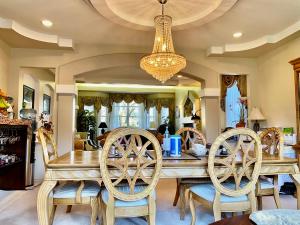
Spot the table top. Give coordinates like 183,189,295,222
48,150,297,169
209,215,252,225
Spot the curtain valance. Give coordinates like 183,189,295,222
78,93,175,114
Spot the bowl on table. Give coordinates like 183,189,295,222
191,143,207,156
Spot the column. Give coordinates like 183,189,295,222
56,84,77,155
200,88,220,143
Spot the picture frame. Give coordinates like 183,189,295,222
43,94,51,114
22,85,35,109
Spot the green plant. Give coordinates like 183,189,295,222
77,110,96,132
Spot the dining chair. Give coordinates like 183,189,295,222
189,128,262,223
256,127,283,209
173,127,209,220
100,128,162,225
37,128,101,225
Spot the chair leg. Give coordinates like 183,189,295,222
249,191,257,213
148,193,156,225
189,191,196,225
213,192,221,222
66,205,72,213
101,200,107,225
90,197,99,225
257,196,262,210
49,205,57,225
296,183,300,210
179,184,186,220
173,178,180,206
273,176,281,208
213,207,221,222
273,189,281,208
106,196,115,225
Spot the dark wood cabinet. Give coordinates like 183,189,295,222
0,124,30,190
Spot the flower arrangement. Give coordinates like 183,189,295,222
236,97,247,127
39,113,53,132
0,89,11,117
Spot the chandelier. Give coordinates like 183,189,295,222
140,0,186,83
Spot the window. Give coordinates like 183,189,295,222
161,107,169,124
147,107,157,129
84,105,94,112
43,94,51,114
112,101,143,128
99,105,108,123
225,81,247,127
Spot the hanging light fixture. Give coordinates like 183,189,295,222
140,0,186,83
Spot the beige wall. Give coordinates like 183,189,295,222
6,45,258,152
20,68,55,116
253,37,300,131
0,40,10,92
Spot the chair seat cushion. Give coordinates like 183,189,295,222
190,183,248,203
53,181,101,199
101,185,155,207
259,178,274,189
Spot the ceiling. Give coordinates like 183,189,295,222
0,0,299,55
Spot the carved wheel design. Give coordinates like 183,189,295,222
176,127,206,151
100,128,162,201
208,128,262,197
259,127,283,156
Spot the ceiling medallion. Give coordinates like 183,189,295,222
140,0,186,83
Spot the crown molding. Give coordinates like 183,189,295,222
0,17,73,49
207,20,300,56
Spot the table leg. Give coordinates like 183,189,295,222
37,180,57,225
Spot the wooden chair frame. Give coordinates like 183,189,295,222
37,128,100,225
173,127,208,220
100,128,162,225
256,127,283,209
189,128,262,223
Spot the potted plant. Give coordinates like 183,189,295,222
77,110,96,132
236,97,247,128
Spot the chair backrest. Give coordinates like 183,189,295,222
100,128,162,201
259,127,283,158
107,128,142,147
37,127,58,167
176,127,207,151
208,128,262,197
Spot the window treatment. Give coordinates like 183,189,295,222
78,93,175,127
225,81,241,127
220,75,247,112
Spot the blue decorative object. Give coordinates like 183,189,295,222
170,135,181,157
250,209,300,225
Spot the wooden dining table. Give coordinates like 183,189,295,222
37,150,299,225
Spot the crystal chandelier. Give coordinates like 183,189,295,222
140,0,186,83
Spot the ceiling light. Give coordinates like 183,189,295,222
233,32,242,38
177,75,183,78
41,19,53,28
140,0,186,83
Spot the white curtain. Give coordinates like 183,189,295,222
225,81,241,127
110,102,120,129
137,103,146,129
146,107,158,129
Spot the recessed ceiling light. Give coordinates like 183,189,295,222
233,32,242,38
41,19,53,28
177,75,183,78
